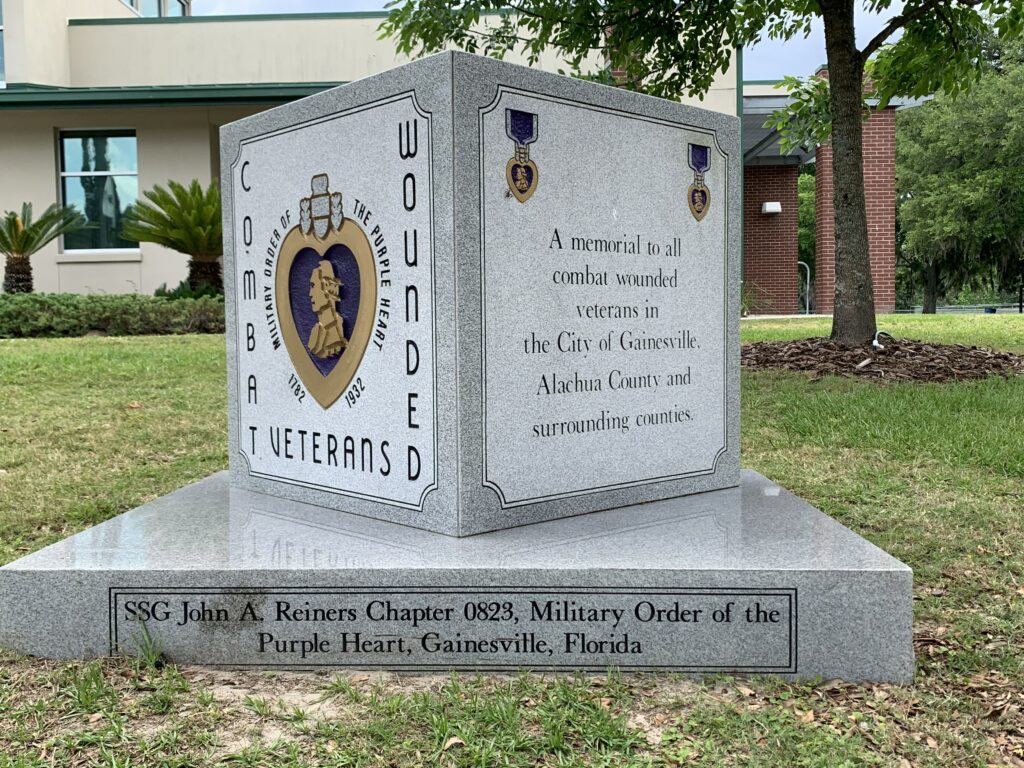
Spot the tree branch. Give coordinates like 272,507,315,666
859,0,984,64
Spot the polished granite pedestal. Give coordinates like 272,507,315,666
0,471,913,682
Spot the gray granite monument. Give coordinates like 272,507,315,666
0,53,913,681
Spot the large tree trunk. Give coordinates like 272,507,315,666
822,0,877,343
3,255,33,294
922,259,938,314
188,258,223,293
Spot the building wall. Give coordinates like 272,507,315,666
3,0,135,86
815,107,896,314
63,16,738,114
0,105,258,293
66,15,610,90
743,165,799,314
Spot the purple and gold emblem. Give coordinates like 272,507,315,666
275,174,377,408
687,143,711,222
506,109,539,203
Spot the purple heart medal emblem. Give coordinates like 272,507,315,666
506,109,539,203
687,143,711,222
275,174,377,408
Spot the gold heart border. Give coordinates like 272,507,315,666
688,183,711,222
506,157,539,203
275,219,377,409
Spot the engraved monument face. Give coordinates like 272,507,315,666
222,52,740,536
228,93,437,513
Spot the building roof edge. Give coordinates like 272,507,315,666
0,82,341,109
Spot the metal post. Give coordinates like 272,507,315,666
798,261,811,314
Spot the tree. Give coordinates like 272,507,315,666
0,203,86,294
383,1,1023,343
122,179,223,292
897,46,1024,312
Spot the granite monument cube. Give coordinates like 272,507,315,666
222,51,741,536
0,52,913,682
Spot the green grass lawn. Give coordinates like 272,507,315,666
0,315,1021,767
743,312,1024,353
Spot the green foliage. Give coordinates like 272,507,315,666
763,76,833,156
63,663,116,714
766,7,1024,152
154,279,222,300
383,1,1022,132
897,50,1024,306
0,203,87,261
382,1,737,100
0,203,87,294
121,180,221,261
0,293,224,338
122,179,223,292
128,621,166,672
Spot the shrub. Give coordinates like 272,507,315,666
0,294,225,338
122,180,223,292
154,279,223,300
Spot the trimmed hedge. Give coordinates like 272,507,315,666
0,293,225,338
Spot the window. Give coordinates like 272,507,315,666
59,131,139,251
1,1,6,87
122,0,188,16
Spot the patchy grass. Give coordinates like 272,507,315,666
741,312,1024,353
0,335,226,564
1,316,1022,766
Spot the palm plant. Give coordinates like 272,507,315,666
122,179,223,292
0,203,87,293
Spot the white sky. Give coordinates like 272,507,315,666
191,1,906,81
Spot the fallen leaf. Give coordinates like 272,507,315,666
126,401,143,410
88,712,103,723
800,709,816,724
443,736,464,751
737,685,755,697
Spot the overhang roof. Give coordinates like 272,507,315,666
0,82,342,110
742,92,814,166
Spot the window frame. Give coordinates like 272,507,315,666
120,0,188,17
58,128,141,254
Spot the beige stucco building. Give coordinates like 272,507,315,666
0,1,741,294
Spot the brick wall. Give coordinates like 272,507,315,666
743,165,799,314
815,106,897,313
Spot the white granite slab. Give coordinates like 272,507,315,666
0,471,912,682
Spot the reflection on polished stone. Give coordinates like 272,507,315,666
10,471,901,574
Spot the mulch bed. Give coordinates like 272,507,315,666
741,335,1024,383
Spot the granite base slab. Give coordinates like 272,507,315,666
0,471,913,682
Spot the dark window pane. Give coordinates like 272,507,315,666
139,0,160,16
0,34,5,83
61,133,137,173
62,176,140,250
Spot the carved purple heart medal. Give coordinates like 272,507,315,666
506,109,539,203
275,174,377,408
688,143,711,222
